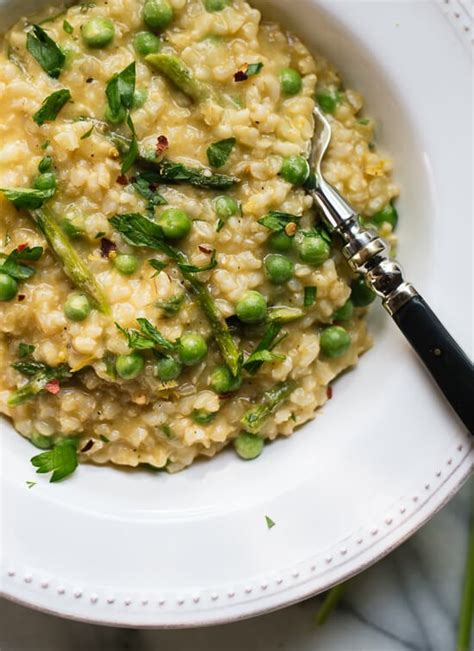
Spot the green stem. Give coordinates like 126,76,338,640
240,381,294,433
33,208,110,314
145,52,237,108
314,583,346,626
457,480,474,651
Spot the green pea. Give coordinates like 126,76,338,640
104,104,127,125
332,299,354,322
234,432,264,460
297,234,330,266
114,253,139,275
143,0,173,30
204,0,231,11
320,325,351,358
133,31,162,57
369,202,398,230
210,365,242,394
214,195,239,220
64,293,91,321
279,67,302,96
115,352,145,379
158,208,192,240
178,332,208,366
268,230,293,253
33,172,56,191
132,88,148,109
38,156,53,173
81,16,115,48
156,356,182,381
280,155,310,185
0,273,18,301
351,277,376,307
264,254,294,284
235,290,267,324
316,90,341,114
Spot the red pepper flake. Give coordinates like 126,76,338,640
17,243,28,252
17,294,26,302
45,379,60,395
198,245,212,254
80,439,95,453
116,174,128,185
100,237,117,258
155,135,169,158
327,386,333,400
234,69,248,82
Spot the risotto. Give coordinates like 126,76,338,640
0,0,398,478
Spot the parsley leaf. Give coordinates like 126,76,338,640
192,409,216,425
258,210,301,232
207,138,236,168
0,246,43,280
133,172,167,210
106,62,136,121
0,187,55,209
247,62,263,77
265,515,276,529
33,88,72,126
110,212,178,259
19,343,36,358
121,114,139,174
26,25,65,79
116,318,175,354
177,250,217,274
304,286,317,307
31,437,79,482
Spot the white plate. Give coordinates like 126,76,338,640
0,0,472,628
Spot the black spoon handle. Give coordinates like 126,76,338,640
393,294,474,434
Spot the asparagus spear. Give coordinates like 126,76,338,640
8,363,71,406
74,118,239,190
240,381,295,433
110,212,241,375
33,208,110,314
181,270,242,377
145,52,238,109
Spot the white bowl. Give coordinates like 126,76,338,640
0,0,472,627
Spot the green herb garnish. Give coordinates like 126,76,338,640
243,322,287,375
33,88,71,126
148,258,168,276
258,210,301,232
265,515,275,529
0,246,43,280
178,250,217,274
31,437,79,482
192,409,216,425
80,126,94,140
116,319,175,354
133,172,167,210
18,343,36,358
207,138,236,168
156,293,185,316
26,25,65,79
0,187,55,209
63,19,74,34
246,62,263,77
106,62,136,121
240,381,294,433
121,114,139,174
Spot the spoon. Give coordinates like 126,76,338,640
309,105,473,434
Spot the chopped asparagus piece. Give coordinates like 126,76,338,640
110,211,241,374
240,381,294,433
33,208,110,314
145,52,233,107
267,306,304,323
8,363,71,406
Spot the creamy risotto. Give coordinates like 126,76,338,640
0,0,398,478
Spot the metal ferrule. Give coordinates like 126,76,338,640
311,183,418,316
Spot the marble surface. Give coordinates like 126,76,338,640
1,477,472,651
